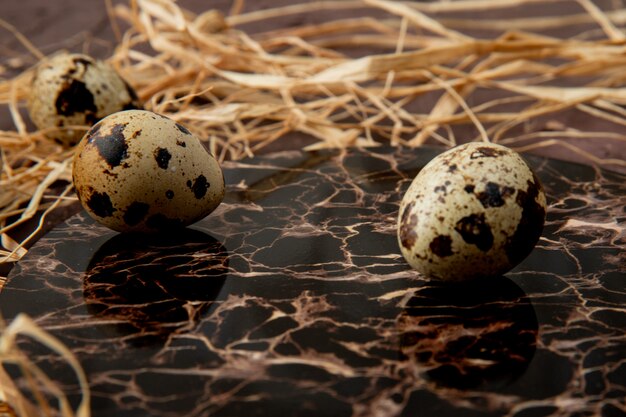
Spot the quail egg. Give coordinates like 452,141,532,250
397,142,546,281
28,52,141,147
73,110,225,233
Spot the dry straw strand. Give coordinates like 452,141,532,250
0,314,90,417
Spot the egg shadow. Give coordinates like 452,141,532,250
398,276,538,391
83,228,229,339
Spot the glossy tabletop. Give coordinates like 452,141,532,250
1,146,624,417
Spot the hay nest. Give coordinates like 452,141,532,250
1,0,626,414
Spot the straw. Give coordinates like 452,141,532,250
0,314,90,417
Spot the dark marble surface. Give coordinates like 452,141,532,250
1,146,625,417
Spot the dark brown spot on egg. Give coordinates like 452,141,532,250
471,146,507,159
399,201,418,249
123,202,149,226
72,57,93,68
455,213,493,252
176,140,186,147
505,180,546,265
175,123,191,135
131,129,142,139
434,185,447,194
154,148,172,170
166,190,174,199
476,182,515,208
102,168,118,178
448,164,457,173
189,175,210,199
86,190,115,218
464,184,475,193
55,79,97,119
146,214,184,230
430,235,453,257
89,123,129,168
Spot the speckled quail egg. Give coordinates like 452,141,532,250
27,52,141,147
72,110,225,233
397,142,546,281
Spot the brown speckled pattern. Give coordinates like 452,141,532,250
398,143,547,281
27,53,141,147
72,110,225,233
1,146,625,417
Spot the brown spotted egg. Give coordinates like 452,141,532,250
72,110,225,233
28,53,141,147
397,142,546,281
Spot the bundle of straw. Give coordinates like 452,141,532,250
1,1,626,413
0,314,90,417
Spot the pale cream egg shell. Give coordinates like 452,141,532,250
28,53,140,147
397,142,547,281
72,110,225,233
